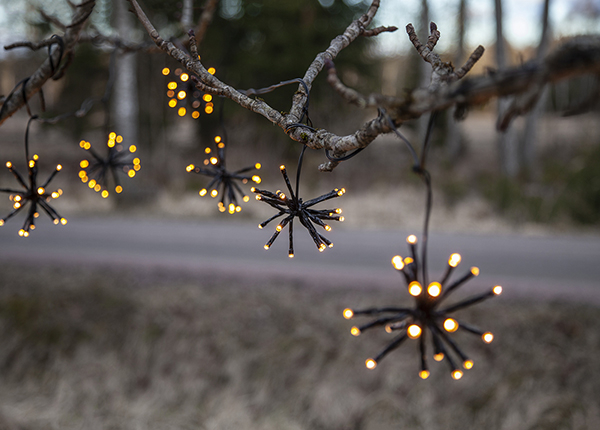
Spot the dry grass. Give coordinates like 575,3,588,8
1,263,599,430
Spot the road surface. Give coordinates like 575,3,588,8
1,216,600,304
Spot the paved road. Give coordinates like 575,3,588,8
1,216,600,303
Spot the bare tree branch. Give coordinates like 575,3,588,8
455,45,485,79
127,0,600,172
323,32,600,171
362,25,398,37
76,0,218,55
406,22,484,88
0,1,95,125
39,9,67,31
52,50,74,81
127,0,388,171
328,35,600,118
66,3,95,28
325,59,397,109
498,0,552,132
496,79,545,131
4,38,58,51
287,0,383,122
78,32,156,53
562,75,600,116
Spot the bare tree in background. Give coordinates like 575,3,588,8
181,0,194,31
552,0,600,113
1,0,599,177
113,0,139,150
521,0,552,179
494,0,519,178
417,0,432,144
445,0,467,161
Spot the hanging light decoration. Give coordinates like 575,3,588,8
252,147,345,258
344,234,502,379
0,118,66,236
342,110,502,380
162,66,215,118
186,134,261,214
78,132,140,198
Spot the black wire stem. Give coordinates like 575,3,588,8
344,112,502,379
0,116,66,235
252,145,346,257
187,98,262,213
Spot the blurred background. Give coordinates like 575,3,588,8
0,0,599,229
1,0,600,429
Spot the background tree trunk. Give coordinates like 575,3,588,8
418,0,432,145
181,0,194,30
113,0,140,203
445,0,467,162
113,0,139,148
521,0,552,180
495,0,519,178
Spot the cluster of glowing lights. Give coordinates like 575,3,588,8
252,164,345,257
78,132,141,198
0,156,66,236
162,67,215,118
344,234,502,379
186,135,261,214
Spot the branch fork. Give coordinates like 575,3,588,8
126,0,600,172
0,1,95,125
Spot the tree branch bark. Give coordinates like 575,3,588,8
126,0,389,172
127,0,600,172
0,1,95,126
329,35,600,116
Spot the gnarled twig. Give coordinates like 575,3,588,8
0,1,95,125
128,0,600,172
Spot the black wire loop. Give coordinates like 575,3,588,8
16,48,120,132
0,77,31,120
48,35,65,77
0,35,64,121
285,123,316,134
24,115,39,162
20,77,33,117
324,146,366,162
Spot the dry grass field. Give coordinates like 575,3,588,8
1,262,599,430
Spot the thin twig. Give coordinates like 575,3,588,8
0,1,96,125
4,39,56,51
39,9,67,30
454,46,485,79
362,25,398,37
127,0,600,172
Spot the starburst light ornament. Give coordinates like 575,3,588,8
186,135,261,214
344,234,502,380
252,163,345,258
78,132,141,198
162,66,216,118
0,156,66,237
